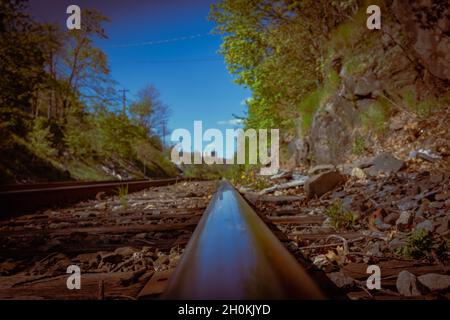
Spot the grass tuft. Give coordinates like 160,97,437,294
116,185,129,208
324,199,358,230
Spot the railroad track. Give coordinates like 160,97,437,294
0,178,183,217
0,178,343,300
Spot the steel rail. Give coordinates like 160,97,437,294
0,178,182,218
163,180,329,300
0,179,152,192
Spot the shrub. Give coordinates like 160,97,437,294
325,199,358,230
28,117,58,158
396,229,449,260
361,99,391,135
64,123,95,157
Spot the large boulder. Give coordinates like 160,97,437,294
304,170,346,199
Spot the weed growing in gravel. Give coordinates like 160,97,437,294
227,166,271,191
396,229,449,260
324,200,358,230
116,185,129,208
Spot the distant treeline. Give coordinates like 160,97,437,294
0,0,175,183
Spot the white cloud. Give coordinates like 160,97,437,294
217,119,244,126
240,97,253,106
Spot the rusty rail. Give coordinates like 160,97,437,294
0,178,182,218
163,180,330,300
0,179,152,192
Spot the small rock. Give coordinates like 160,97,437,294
434,216,448,235
364,153,405,177
313,254,330,269
49,222,71,229
94,202,107,210
384,212,400,225
270,170,292,180
101,253,123,264
292,172,307,181
396,198,417,211
114,247,136,257
414,220,434,233
396,212,413,232
389,237,407,250
418,273,450,291
416,148,442,162
368,208,391,231
259,179,307,195
351,167,366,179
238,186,252,193
304,170,345,198
0,260,19,275
435,193,448,201
396,271,423,297
327,271,356,288
76,211,96,219
366,241,383,257
155,254,170,266
308,164,334,176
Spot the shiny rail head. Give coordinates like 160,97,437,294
163,180,328,300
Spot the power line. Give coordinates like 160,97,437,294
110,33,212,48
110,57,223,65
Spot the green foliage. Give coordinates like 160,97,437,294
181,164,226,180
94,112,146,159
210,0,358,134
298,70,340,136
0,108,31,140
403,89,450,118
65,160,111,181
0,1,177,183
352,135,365,155
361,99,392,135
0,0,47,111
133,139,178,177
328,8,367,52
27,117,57,158
325,199,358,230
298,89,323,136
64,116,95,157
224,165,270,190
344,56,368,76
396,229,449,260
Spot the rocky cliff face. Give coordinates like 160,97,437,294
294,1,450,167
392,0,450,82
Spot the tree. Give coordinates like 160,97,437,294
129,85,171,140
210,0,359,133
58,9,112,118
0,0,47,112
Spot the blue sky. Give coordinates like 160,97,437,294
28,0,250,155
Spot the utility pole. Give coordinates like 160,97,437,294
162,121,167,149
119,89,130,115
